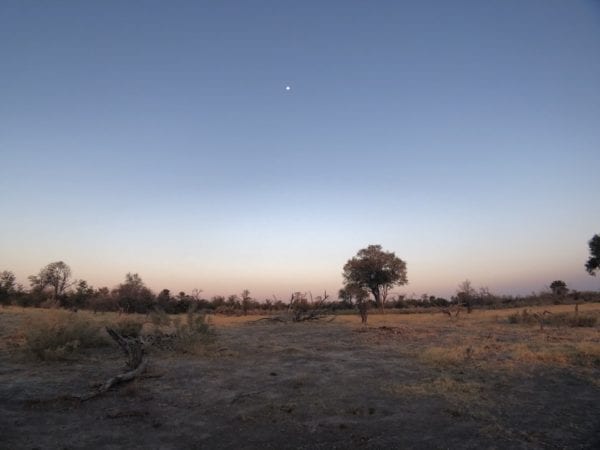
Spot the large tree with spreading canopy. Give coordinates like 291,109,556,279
342,245,407,319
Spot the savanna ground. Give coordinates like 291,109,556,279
1,303,599,449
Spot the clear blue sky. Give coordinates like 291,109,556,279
1,0,599,299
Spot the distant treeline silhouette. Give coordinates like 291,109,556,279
0,260,598,315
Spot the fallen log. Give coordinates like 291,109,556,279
106,327,144,369
80,359,148,401
78,327,147,401
252,316,289,323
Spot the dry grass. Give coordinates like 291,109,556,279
419,345,475,366
1,302,599,449
21,310,108,360
3,305,217,359
3,303,599,368
385,375,484,401
507,309,598,327
347,303,600,372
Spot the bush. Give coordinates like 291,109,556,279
112,318,144,337
23,312,107,360
507,309,537,325
87,295,119,312
171,306,215,353
149,307,171,328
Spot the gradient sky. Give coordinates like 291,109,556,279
1,1,599,299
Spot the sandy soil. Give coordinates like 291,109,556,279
1,305,599,449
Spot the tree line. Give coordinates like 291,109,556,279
1,234,599,317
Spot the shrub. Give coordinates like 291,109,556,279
112,318,144,337
149,307,171,328
172,306,215,353
507,309,537,325
23,312,107,360
87,295,119,312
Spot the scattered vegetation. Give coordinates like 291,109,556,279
2,235,600,318
507,310,597,328
23,311,107,360
112,317,144,338
171,308,215,353
19,304,216,361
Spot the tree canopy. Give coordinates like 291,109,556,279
550,280,568,296
342,244,407,312
28,261,72,300
113,273,155,313
585,234,600,276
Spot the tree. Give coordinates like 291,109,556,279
586,234,600,276
28,261,73,301
0,270,17,305
338,283,370,324
240,289,252,315
550,280,568,297
69,279,95,309
113,273,155,313
456,279,476,313
342,245,408,315
157,289,172,310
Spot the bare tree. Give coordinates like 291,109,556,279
240,289,252,315
456,279,476,313
28,261,73,302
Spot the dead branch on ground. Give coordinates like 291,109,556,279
78,327,147,401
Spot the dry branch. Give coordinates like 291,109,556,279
78,327,147,401
252,316,289,324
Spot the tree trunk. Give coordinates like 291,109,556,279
358,302,368,325
371,288,383,314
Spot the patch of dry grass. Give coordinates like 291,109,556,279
507,310,598,327
22,310,108,360
384,375,485,411
419,345,476,366
510,342,600,367
170,309,215,353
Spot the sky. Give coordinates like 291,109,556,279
1,0,599,300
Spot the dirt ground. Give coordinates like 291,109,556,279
1,304,599,449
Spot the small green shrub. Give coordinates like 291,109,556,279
24,312,107,360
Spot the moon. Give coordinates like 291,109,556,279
285,85,291,91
